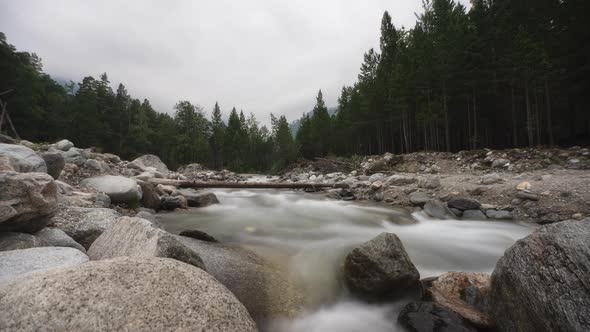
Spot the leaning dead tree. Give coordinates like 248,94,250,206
148,178,334,189
0,89,19,139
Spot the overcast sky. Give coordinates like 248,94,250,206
1,0,469,124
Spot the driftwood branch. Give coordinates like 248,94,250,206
314,157,354,166
148,178,333,189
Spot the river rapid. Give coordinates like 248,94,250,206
158,188,536,332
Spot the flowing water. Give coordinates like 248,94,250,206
158,188,536,332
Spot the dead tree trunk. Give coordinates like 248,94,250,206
148,178,334,189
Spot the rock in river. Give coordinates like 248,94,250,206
398,301,477,332
489,219,590,332
447,198,481,211
88,217,205,271
344,232,420,301
0,172,57,233
178,189,220,207
176,235,304,320
81,175,142,204
0,247,88,285
0,257,257,331
423,200,456,220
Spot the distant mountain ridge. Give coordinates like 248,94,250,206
289,106,337,137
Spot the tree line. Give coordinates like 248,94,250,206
295,0,590,158
0,32,297,171
2,0,589,171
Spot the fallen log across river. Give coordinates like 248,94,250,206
148,178,334,189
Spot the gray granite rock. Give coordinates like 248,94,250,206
0,172,57,233
88,217,205,271
130,154,169,173
0,257,257,331
59,207,121,249
489,219,590,332
0,232,40,251
462,210,487,220
0,247,88,285
40,152,64,179
81,175,142,204
423,200,456,219
0,143,46,173
343,232,420,301
35,228,86,253
177,235,304,320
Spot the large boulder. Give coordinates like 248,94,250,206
0,172,57,233
160,195,187,210
136,180,161,210
62,147,86,166
0,247,88,285
88,217,205,271
0,257,257,331
178,189,220,207
177,235,304,320
423,272,491,329
489,219,590,332
398,301,478,332
0,156,15,171
343,232,420,301
130,154,169,174
81,175,142,204
0,143,46,173
58,207,121,249
423,200,456,220
40,152,65,179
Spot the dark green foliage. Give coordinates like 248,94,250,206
297,0,590,155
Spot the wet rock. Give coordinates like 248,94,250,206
177,235,304,320
423,272,491,329
59,207,121,249
0,247,88,285
489,219,590,332
0,257,257,331
136,180,161,210
178,189,220,208
179,229,218,243
409,191,430,207
447,198,481,211
423,200,456,220
88,217,205,270
130,154,169,174
398,301,477,332
39,152,64,179
160,195,188,210
462,210,487,220
449,208,463,217
480,173,502,185
485,209,513,220
51,139,74,151
0,143,47,173
343,232,420,301
0,172,57,233
81,175,142,204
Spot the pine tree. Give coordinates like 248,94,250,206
209,102,225,169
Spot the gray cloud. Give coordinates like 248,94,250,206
0,0,469,124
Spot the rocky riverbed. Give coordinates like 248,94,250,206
1,135,589,331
